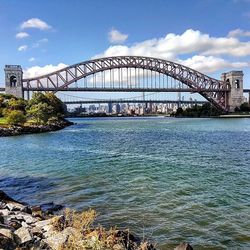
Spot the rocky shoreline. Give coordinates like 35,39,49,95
0,190,193,250
0,119,73,137
0,190,157,250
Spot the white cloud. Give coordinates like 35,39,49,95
23,63,67,78
18,45,28,51
228,29,250,37
33,38,49,48
180,55,249,73
94,29,250,73
22,28,249,79
98,29,250,58
16,32,29,39
21,18,51,30
108,28,128,43
29,57,35,62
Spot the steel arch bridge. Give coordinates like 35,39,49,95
22,56,229,111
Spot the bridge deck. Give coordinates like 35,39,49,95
23,87,228,93
64,99,207,105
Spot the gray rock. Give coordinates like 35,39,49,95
0,228,14,240
42,225,56,238
31,205,42,212
0,209,10,216
21,221,30,228
0,234,16,250
8,219,22,230
0,202,6,209
44,227,77,250
22,214,38,224
8,212,38,225
0,223,14,230
31,227,43,238
14,227,33,244
30,239,51,250
175,242,193,250
35,218,53,229
6,202,25,212
21,206,32,214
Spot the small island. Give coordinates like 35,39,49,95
0,93,73,137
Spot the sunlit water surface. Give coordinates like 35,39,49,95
0,117,249,249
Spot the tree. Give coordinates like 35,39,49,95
240,102,250,112
45,92,65,118
26,92,66,124
26,102,54,125
175,107,184,116
6,110,26,126
174,103,221,117
7,98,27,112
234,106,240,112
27,92,49,107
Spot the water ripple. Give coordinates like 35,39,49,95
0,117,250,249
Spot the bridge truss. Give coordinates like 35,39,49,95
22,56,229,111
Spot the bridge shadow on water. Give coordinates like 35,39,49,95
0,175,59,206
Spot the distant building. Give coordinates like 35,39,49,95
108,102,112,114
116,103,121,114
89,105,96,112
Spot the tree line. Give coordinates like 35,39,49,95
173,102,250,117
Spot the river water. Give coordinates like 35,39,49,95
0,117,249,249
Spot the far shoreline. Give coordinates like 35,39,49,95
67,114,250,119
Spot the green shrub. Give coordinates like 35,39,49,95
7,98,27,112
6,110,26,126
47,116,60,124
240,102,250,112
234,106,240,112
26,102,53,125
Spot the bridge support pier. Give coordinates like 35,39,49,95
221,71,244,112
4,65,24,98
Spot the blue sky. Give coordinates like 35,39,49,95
0,0,250,96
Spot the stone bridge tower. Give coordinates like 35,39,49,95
4,65,23,98
221,71,244,112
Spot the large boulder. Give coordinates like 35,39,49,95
44,227,77,250
6,202,26,212
0,228,16,250
14,227,33,245
0,228,14,240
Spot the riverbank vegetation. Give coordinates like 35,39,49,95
172,103,222,117
0,93,73,136
0,93,66,126
234,102,250,113
172,102,250,118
